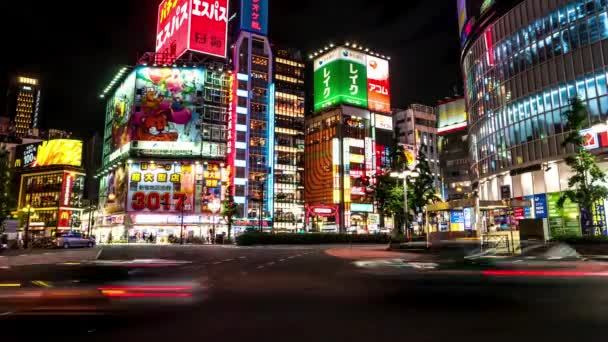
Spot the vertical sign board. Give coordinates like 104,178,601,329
366,56,391,113
547,192,581,237
156,0,190,60
463,207,473,230
156,0,229,61
190,0,229,58
534,194,548,219
240,0,269,35
314,48,368,112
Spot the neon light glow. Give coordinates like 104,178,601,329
267,83,276,217
237,73,249,81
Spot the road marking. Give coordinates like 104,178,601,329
0,266,10,269
95,248,103,260
267,262,275,266
0,283,20,287
257,265,264,269
287,256,295,259
238,256,247,259
32,280,52,288
213,261,223,265
223,259,234,262
0,312,13,316
279,259,285,262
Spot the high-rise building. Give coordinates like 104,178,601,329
393,104,441,189
227,0,275,232
6,76,41,137
460,0,608,236
436,97,470,200
306,43,392,233
272,48,305,232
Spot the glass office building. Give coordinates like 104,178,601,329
461,0,608,235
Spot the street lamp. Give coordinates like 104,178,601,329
21,204,36,249
389,170,419,238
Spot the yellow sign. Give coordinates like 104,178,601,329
35,140,82,167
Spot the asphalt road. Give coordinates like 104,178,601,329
1,244,607,342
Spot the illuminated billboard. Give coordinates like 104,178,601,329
241,0,268,35
366,56,391,113
127,161,195,213
313,47,391,113
374,114,393,131
156,0,229,60
110,71,136,151
314,48,368,112
16,140,83,168
14,142,41,168
437,98,467,134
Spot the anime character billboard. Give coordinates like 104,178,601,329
132,67,204,144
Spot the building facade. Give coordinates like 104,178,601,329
230,29,275,233
14,139,86,237
461,0,608,236
437,97,471,200
272,48,305,232
393,104,441,189
95,62,231,244
5,76,41,137
306,44,392,233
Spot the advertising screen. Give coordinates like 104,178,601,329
156,0,229,60
14,142,42,168
110,71,136,151
437,98,467,134
101,165,128,214
240,0,268,35
156,0,191,60
129,67,205,148
366,56,391,113
128,161,195,213
374,114,393,131
314,48,368,112
18,140,83,167
189,0,229,58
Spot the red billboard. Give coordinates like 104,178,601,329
190,0,229,58
156,0,229,61
366,56,391,113
156,0,191,60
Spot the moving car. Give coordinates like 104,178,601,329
54,231,95,248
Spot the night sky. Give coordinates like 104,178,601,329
0,0,461,139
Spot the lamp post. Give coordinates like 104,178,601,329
389,170,419,238
22,204,35,249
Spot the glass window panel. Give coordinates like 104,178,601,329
600,12,608,39
570,25,580,50
576,79,587,99
537,94,544,113
599,95,608,120
567,84,577,100
560,86,569,105
589,15,600,43
552,88,561,108
579,19,590,46
597,74,607,96
587,76,598,98
553,110,563,133
544,91,553,110
588,98,601,123
546,110,555,135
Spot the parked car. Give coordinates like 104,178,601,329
53,232,95,248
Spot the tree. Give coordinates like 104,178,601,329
375,173,405,236
408,145,442,224
558,98,608,236
221,186,239,241
0,149,14,230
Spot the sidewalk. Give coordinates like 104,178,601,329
0,248,101,267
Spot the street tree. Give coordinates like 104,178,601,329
221,186,239,240
558,97,608,236
408,145,442,222
0,149,14,231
